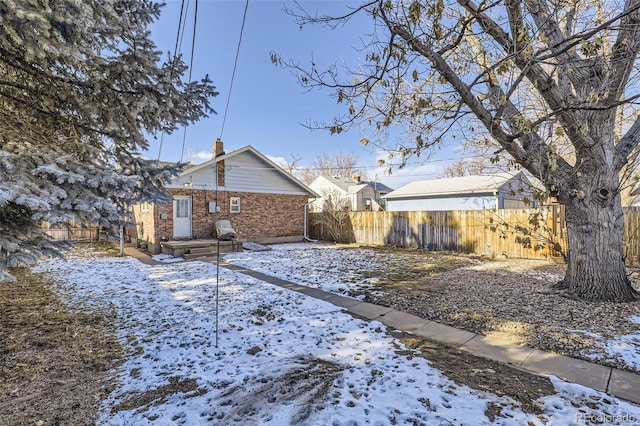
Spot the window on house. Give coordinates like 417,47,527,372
141,202,150,213
175,198,190,218
230,197,241,213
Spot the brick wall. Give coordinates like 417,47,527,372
222,191,309,241
148,189,309,243
131,201,159,246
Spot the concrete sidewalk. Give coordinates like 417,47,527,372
219,262,640,406
121,246,640,406
122,244,161,265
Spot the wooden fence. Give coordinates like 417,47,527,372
309,206,640,264
41,222,100,241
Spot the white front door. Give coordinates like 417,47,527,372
173,196,192,238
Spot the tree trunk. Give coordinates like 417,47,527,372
558,200,638,302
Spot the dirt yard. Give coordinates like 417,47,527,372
354,246,640,373
0,247,122,425
1,245,638,423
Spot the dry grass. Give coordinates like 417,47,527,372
111,376,205,416
212,356,343,424
0,266,122,425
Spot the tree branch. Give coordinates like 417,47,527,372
615,115,640,168
457,0,595,153
383,18,526,161
606,0,640,104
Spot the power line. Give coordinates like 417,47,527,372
157,0,189,162
203,153,491,173
173,0,187,57
180,0,199,163
219,0,250,140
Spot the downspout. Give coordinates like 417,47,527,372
304,200,318,243
494,191,499,212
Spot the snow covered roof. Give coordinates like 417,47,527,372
383,172,525,199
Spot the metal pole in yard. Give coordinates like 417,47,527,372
215,237,220,348
119,225,124,256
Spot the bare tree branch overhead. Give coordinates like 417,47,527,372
273,0,640,301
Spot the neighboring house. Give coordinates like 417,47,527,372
308,175,393,212
132,139,318,254
382,172,537,212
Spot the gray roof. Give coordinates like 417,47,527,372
383,172,524,199
319,175,393,194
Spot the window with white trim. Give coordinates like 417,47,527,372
230,197,241,213
175,198,190,218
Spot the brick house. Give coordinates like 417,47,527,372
131,140,318,254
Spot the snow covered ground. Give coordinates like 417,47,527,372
224,243,640,373
34,244,640,425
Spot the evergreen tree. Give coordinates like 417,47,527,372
0,0,217,280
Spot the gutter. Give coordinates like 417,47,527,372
303,200,318,243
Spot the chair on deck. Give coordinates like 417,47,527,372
216,220,237,240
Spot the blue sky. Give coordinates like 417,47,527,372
147,0,457,187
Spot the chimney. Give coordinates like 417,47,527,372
213,138,225,187
353,175,361,184
213,138,225,158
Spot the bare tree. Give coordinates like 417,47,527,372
312,189,352,243
442,157,490,178
298,151,368,184
183,144,211,164
273,0,640,301
275,153,304,175
297,167,318,186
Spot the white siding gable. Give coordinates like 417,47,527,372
309,176,379,211
168,149,310,195
224,151,307,194
309,175,348,196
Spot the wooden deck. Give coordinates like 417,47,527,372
160,239,243,259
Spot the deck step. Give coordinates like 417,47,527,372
184,251,218,260
161,239,244,257
190,246,218,254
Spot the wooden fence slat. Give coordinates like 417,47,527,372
308,207,640,264
41,220,100,241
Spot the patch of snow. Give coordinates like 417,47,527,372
151,253,184,263
32,245,640,424
584,334,640,371
242,241,271,251
540,376,640,425
223,242,390,298
574,317,640,371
